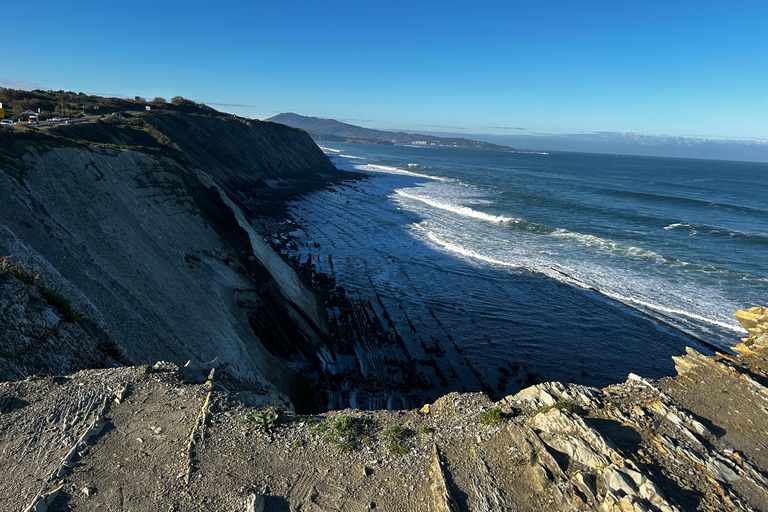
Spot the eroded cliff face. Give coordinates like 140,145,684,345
0,114,347,407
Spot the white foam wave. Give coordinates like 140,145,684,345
663,222,688,230
601,290,743,333
319,146,341,153
551,229,668,263
423,228,742,337
421,229,594,292
352,164,452,182
424,231,522,269
397,190,518,224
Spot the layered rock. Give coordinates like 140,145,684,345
0,111,351,407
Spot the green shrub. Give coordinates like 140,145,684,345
477,408,505,425
382,424,410,455
388,441,410,455
419,426,434,435
246,410,279,433
382,425,405,441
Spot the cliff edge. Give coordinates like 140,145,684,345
2,307,767,511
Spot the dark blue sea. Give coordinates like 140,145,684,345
284,143,768,390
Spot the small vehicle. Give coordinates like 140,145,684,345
28,115,38,124
51,117,61,122
0,119,12,126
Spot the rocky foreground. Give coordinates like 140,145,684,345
0,306,765,511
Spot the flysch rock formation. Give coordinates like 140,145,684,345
0,107,361,409
0,104,493,413
1,307,767,511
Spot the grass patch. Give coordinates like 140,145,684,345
537,401,585,417
313,415,364,452
0,257,37,285
388,441,410,455
311,424,329,435
419,426,435,435
382,424,410,455
382,425,406,440
138,364,153,375
477,408,505,425
37,284,77,322
296,415,320,425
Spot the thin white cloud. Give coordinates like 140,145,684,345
0,77,44,90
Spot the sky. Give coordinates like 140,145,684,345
2,0,767,157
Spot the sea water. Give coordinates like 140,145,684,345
284,143,768,390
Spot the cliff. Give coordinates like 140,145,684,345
0,105,353,408
2,101,501,414
2,307,768,511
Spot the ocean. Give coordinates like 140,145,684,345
282,143,768,392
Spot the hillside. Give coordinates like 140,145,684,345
268,112,514,150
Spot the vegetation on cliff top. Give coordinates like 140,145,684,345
0,88,215,121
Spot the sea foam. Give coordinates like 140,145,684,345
396,190,518,224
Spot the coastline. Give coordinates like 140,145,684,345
252,148,722,408
2,110,767,508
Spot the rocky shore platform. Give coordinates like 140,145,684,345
2,306,767,511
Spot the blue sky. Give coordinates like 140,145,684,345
2,0,767,144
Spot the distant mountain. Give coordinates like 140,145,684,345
268,113,513,150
